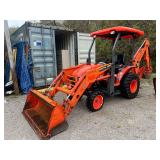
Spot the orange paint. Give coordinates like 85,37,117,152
23,26,152,139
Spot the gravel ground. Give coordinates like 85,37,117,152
4,79,156,140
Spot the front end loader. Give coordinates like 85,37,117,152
23,63,111,139
23,26,152,139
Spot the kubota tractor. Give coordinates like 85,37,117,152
23,26,152,139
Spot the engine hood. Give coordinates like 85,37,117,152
72,64,101,77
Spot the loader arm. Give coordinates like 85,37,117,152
46,63,111,116
64,64,111,116
23,63,111,139
132,38,152,78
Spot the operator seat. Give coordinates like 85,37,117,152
115,54,125,74
116,54,125,65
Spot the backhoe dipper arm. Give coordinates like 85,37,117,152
132,38,152,78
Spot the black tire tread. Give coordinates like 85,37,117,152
86,91,104,112
121,73,140,99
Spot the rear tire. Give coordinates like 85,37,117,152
86,91,105,112
121,73,140,99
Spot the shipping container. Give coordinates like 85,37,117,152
11,22,95,87
77,32,95,64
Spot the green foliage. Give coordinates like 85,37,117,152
63,20,156,72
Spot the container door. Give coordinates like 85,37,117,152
77,32,95,64
29,27,57,87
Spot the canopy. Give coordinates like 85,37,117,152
90,26,144,39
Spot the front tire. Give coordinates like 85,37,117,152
121,73,140,99
86,91,105,112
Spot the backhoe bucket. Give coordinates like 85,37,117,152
22,90,68,139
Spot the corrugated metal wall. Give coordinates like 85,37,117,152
29,26,57,87
77,32,95,64
11,24,28,45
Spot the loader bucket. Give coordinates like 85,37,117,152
22,90,68,139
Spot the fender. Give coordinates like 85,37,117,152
115,66,136,86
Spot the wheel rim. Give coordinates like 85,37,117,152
130,79,138,93
93,95,103,110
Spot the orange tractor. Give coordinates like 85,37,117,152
23,26,152,139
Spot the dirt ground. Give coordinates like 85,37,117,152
4,79,156,140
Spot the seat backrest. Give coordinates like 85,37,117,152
115,54,125,65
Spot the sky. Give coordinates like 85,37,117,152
8,20,26,27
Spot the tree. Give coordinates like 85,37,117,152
40,20,64,27
63,20,156,72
